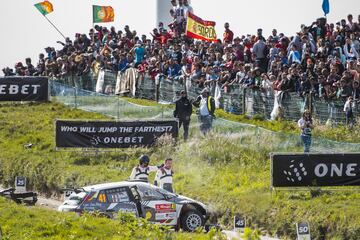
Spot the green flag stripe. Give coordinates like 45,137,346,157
34,3,48,15
93,5,103,23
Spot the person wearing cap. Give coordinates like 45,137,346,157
297,109,314,153
154,158,174,193
192,88,215,134
174,90,192,141
129,155,162,182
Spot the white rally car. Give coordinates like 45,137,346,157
58,181,208,232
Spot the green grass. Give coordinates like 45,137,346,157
0,198,224,240
1,101,360,239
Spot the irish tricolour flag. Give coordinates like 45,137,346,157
34,1,53,15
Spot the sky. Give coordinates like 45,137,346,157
0,0,360,73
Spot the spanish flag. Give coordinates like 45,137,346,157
93,5,115,23
186,12,217,42
34,1,53,16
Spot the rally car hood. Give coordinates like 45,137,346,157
172,194,207,210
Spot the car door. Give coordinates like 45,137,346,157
103,187,139,217
135,185,179,226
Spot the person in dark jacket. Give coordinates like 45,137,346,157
192,88,215,135
174,90,192,141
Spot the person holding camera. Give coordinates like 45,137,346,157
298,109,314,153
193,88,215,135
344,96,355,128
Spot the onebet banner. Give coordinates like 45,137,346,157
186,12,217,42
0,77,49,101
56,120,178,148
271,153,360,187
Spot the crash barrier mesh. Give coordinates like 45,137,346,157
51,70,360,125
50,78,360,153
51,81,171,120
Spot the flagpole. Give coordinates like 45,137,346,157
41,13,66,40
92,22,95,42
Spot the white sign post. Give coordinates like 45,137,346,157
234,215,246,232
296,222,311,240
15,176,26,193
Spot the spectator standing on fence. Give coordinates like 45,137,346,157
154,158,174,193
344,96,355,128
252,35,267,72
223,23,234,44
193,88,215,135
131,42,145,67
298,109,314,153
174,90,192,141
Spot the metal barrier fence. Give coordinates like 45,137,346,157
49,80,360,153
50,70,359,125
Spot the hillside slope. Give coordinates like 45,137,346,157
0,102,360,239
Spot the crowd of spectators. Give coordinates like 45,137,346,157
3,2,360,105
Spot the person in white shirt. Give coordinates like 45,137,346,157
175,0,185,24
183,0,193,16
344,96,355,128
129,155,160,182
297,109,314,153
154,158,174,193
192,88,216,135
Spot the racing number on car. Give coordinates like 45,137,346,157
98,193,107,203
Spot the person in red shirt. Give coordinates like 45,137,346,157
159,29,172,45
150,28,161,42
223,22,234,44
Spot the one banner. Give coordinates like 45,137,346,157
271,153,360,187
186,12,217,42
56,120,178,148
322,0,330,16
0,77,49,101
34,1,53,15
93,5,115,23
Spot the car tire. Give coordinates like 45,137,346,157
181,210,204,232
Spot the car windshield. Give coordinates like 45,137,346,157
135,184,178,201
68,192,87,204
155,186,178,199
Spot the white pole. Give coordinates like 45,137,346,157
156,0,173,26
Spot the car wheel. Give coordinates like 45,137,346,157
181,210,204,232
